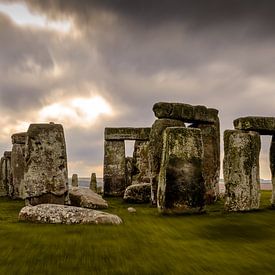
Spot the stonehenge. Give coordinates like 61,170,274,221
90,173,97,192
72,174,79,187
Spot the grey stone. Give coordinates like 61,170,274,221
125,157,133,186
3,151,12,198
103,140,127,196
105,127,151,141
123,183,151,203
127,207,136,213
18,204,122,225
0,157,8,197
158,127,205,214
270,135,275,207
148,119,185,205
11,132,27,145
72,174,78,187
223,130,260,212
90,173,97,192
69,187,108,209
22,123,69,205
234,116,275,135
132,141,150,184
153,102,218,124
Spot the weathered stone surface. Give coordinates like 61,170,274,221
125,157,133,186
190,120,220,203
69,187,108,209
223,130,260,212
0,157,8,197
19,204,122,225
153,102,218,124
22,123,69,205
270,135,275,207
123,183,151,203
90,173,97,192
128,207,136,213
10,143,25,199
72,174,78,187
132,141,150,184
11,132,27,145
103,140,127,196
105,127,151,141
158,127,205,214
3,151,12,198
234,116,275,135
149,119,185,205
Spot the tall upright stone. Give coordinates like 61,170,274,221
0,157,8,196
72,174,78,187
270,135,275,207
132,141,150,184
149,119,185,205
103,140,126,196
10,132,26,199
157,127,205,214
90,173,97,192
223,130,260,212
22,123,69,205
3,151,12,198
125,157,133,186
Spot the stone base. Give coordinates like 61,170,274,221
26,193,67,206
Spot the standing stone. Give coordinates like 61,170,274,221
0,157,8,196
270,135,275,207
10,132,26,199
223,130,260,212
149,119,185,205
72,174,78,187
191,120,220,203
158,127,205,214
3,151,12,198
90,173,97,192
103,140,126,196
22,123,69,205
125,157,133,186
132,141,150,184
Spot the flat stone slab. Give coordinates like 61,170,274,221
105,127,151,141
123,183,151,203
153,102,218,124
19,204,122,225
11,132,27,144
69,187,108,209
234,117,275,135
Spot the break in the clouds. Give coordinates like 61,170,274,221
1,0,275,178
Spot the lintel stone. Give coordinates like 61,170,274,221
105,127,151,141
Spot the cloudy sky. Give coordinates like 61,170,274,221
0,0,275,178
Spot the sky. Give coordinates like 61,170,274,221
0,0,275,178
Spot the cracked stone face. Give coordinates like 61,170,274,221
223,130,261,212
21,123,69,205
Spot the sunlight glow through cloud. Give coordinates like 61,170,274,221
0,3,71,32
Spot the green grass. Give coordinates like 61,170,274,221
1,191,275,274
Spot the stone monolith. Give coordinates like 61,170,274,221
72,174,78,187
270,135,275,207
90,173,97,192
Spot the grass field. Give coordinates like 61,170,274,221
1,191,275,274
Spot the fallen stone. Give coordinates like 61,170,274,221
18,204,122,225
105,127,151,141
234,116,275,135
158,127,205,214
71,174,78,187
223,130,260,211
148,119,185,205
153,102,218,124
127,207,136,213
69,187,108,209
22,123,69,205
123,183,151,203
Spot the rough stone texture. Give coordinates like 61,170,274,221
270,135,275,207
127,207,136,213
149,119,185,205
123,183,151,203
125,157,133,186
19,204,122,225
72,174,78,187
158,127,205,214
90,173,97,192
105,127,151,141
234,116,275,135
69,187,108,209
0,157,8,197
223,130,260,212
11,143,25,199
11,132,27,145
190,120,220,203
132,141,150,184
153,102,218,124
22,123,69,205
3,151,12,198
103,140,127,196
